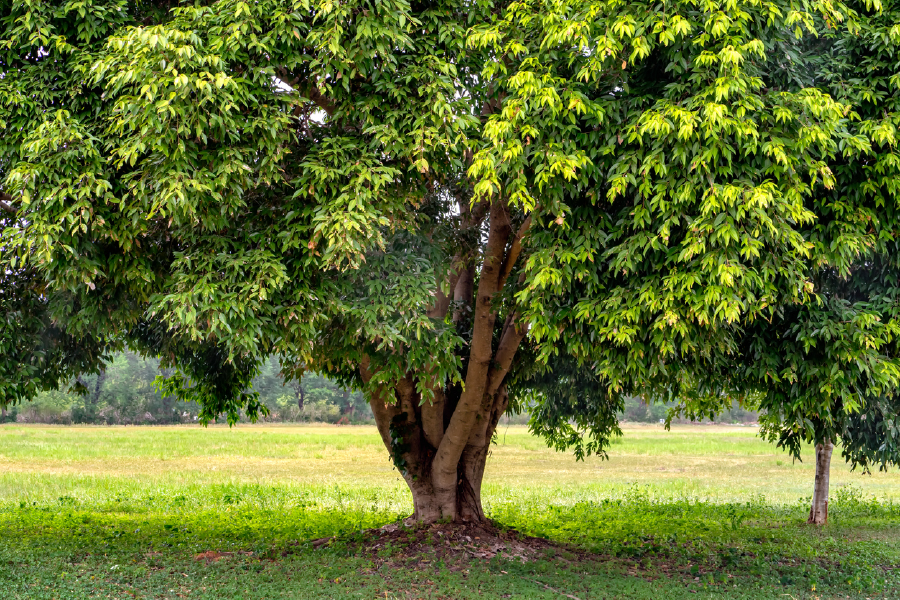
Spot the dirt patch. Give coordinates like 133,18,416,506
270,521,700,586
302,520,565,567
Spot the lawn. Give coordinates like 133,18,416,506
1,423,898,599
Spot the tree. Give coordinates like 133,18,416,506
526,0,900,526
753,263,900,525
680,258,900,525
687,1,900,525
2,0,896,524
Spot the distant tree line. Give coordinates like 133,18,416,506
620,397,758,425
0,350,757,427
0,352,372,425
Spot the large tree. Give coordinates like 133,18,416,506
1,0,895,523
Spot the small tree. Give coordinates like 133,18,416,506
693,265,900,525
718,1,900,525
2,0,896,525
509,0,900,526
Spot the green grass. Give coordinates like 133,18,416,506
1,423,899,599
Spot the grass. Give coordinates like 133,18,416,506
1,423,899,599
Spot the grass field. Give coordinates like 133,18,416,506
1,423,899,599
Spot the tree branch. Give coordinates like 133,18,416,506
303,86,337,117
427,259,463,320
466,198,490,229
359,356,399,451
396,374,418,426
0,193,16,216
452,263,475,323
486,312,527,398
276,68,337,117
449,196,490,322
498,215,531,292
420,384,446,449
432,199,512,494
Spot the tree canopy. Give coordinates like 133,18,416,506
2,0,899,523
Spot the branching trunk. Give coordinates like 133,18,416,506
361,374,509,523
358,198,527,524
808,440,834,525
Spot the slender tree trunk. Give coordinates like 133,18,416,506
93,370,106,405
160,390,174,423
808,440,834,525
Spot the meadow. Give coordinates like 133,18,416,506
1,423,898,599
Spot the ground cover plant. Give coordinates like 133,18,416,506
1,424,899,599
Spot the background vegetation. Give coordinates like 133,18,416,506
1,354,757,427
1,353,372,425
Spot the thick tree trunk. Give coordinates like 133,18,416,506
808,440,834,525
383,387,507,524
357,198,528,524
403,442,490,523
360,364,513,524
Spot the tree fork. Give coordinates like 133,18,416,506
360,381,492,523
357,199,525,524
430,200,512,518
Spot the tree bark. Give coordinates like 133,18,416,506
92,370,106,405
361,374,507,523
808,440,834,525
296,383,305,410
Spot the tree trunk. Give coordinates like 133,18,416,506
355,198,528,524
808,440,834,525
341,390,352,417
92,370,106,405
365,380,509,524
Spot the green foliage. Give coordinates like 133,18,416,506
508,0,900,468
